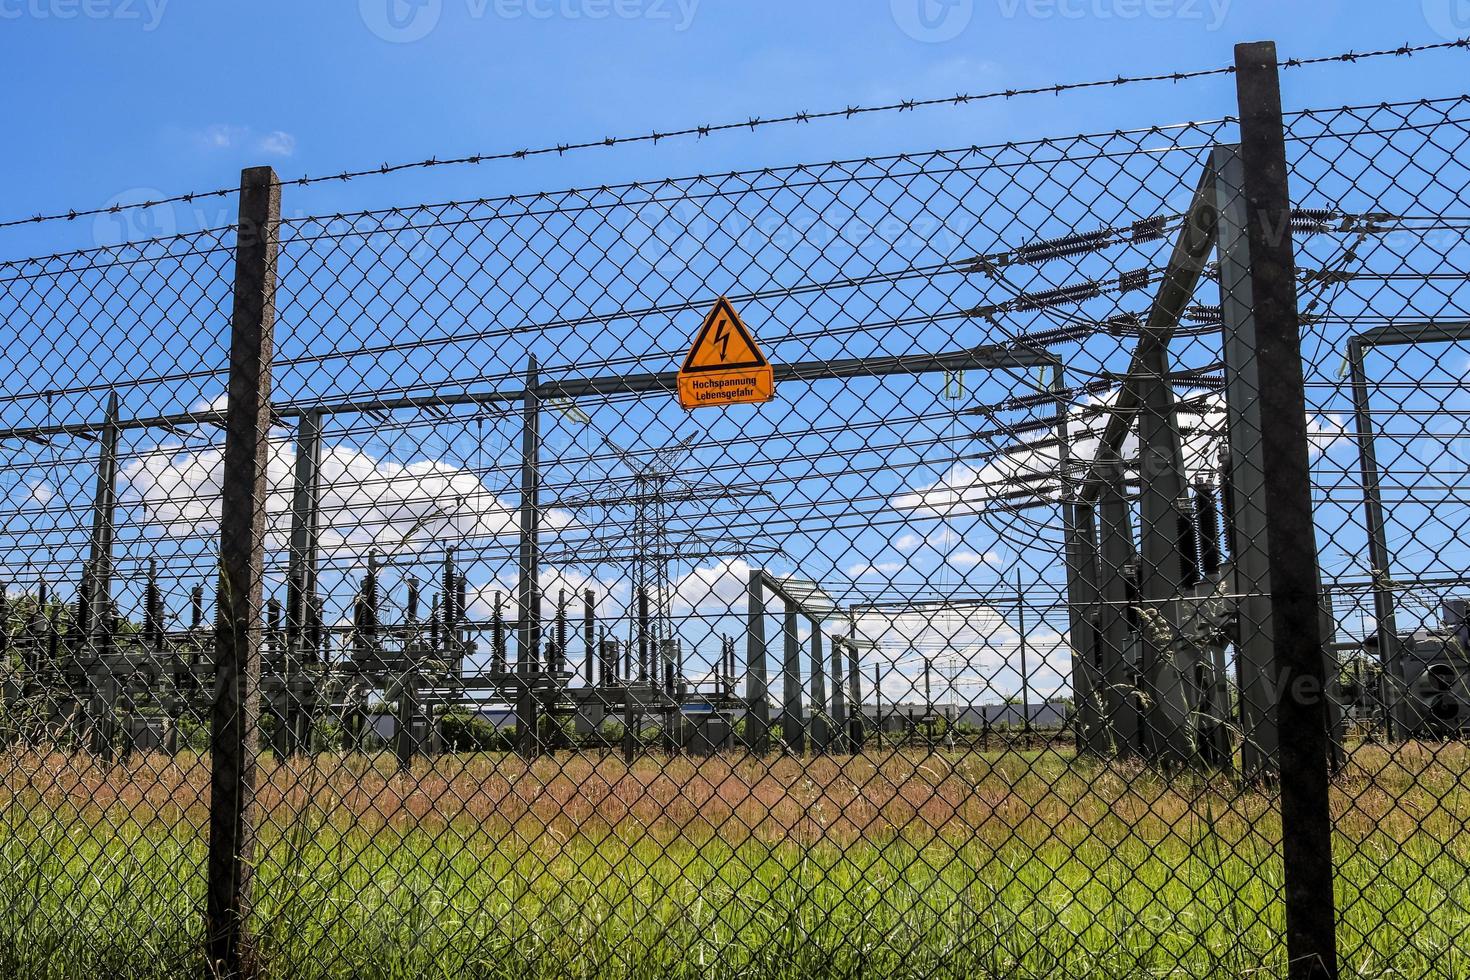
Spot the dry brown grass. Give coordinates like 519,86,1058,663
3,740,1468,850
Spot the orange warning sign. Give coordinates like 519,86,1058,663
677,297,775,409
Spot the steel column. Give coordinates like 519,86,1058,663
1347,340,1402,737
517,356,541,759
1098,461,1141,756
744,570,770,752
1135,345,1198,767
1214,141,1281,778
782,607,805,753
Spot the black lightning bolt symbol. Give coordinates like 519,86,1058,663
714,318,731,361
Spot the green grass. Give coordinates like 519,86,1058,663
1,744,1468,978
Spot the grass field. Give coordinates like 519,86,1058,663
2,742,1467,979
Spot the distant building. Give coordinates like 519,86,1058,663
367,705,517,740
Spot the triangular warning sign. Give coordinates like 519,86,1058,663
681,297,769,373
677,297,775,409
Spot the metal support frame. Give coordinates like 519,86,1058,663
1346,337,1399,738
286,410,322,660
83,391,121,758
828,631,848,753
0,345,1055,447
1064,158,1220,767
1017,570,1031,735
1064,500,1105,754
1077,160,1221,504
1098,461,1141,756
846,631,864,751
1057,350,1107,755
517,355,542,759
808,624,829,751
1135,344,1199,767
781,607,804,753
1345,322,1470,739
749,571,839,755
744,569,770,753
1215,141,1282,779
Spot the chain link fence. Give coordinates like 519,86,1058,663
1,42,1468,980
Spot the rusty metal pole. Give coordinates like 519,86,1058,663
207,165,279,979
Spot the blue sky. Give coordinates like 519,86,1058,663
1,0,1468,257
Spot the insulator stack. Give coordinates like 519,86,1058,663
1177,496,1203,588
491,591,506,673
1195,480,1222,575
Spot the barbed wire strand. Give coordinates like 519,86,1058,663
2,36,1466,234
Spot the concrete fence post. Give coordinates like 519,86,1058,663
1234,40,1339,980
207,165,280,979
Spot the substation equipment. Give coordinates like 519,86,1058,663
1347,322,1470,738
1058,145,1365,779
6,144,1439,774
0,341,1055,766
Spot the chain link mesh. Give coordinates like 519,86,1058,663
1,86,1468,980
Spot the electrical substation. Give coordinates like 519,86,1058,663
7,39,1470,980
2,117,1466,781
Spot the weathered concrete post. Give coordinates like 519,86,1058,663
207,165,279,980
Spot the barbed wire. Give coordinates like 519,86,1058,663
2,36,1465,235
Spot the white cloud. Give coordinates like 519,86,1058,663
846,561,903,579
193,125,297,158
948,550,998,568
197,123,247,150
27,481,54,505
927,527,960,551
258,131,297,157
853,605,1073,704
466,566,627,622
670,557,755,615
893,391,1225,518
1308,414,1350,454
893,532,923,552
120,437,554,555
